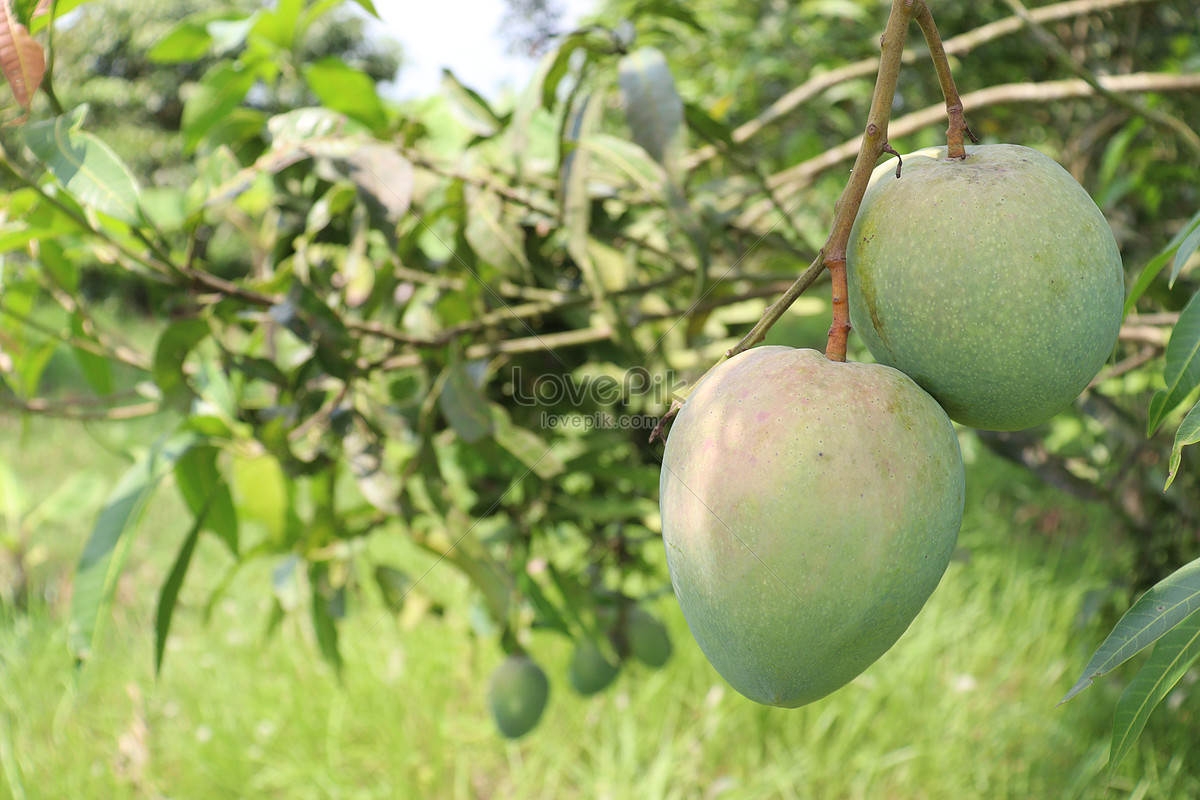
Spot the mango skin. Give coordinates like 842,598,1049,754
846,144,1124,431
488,655,549,738
660,347,964,708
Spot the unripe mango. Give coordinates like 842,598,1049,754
568,641,620,695
488,655,549,738
660,347,964,707
846,144,1124,431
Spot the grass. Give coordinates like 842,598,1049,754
1,411,1199,799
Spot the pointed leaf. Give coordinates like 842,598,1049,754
310,563,343,673
1170,222,1200,288
1060,557,1200,704
69,433,196,662
146,20,212,63
617,47,683,166
154,507,205,674
440,69,503,137
304,57,388,132
153,318,210,404
1126,208,1200,316
70,312,113,396
182,62,257,152
1165,402,1200,490
0,0,44,122
1107,607,1200,777
19,109,143,224
351,0,378,17
438,363,494,444
174,445,238,553
1147,290,1200,435
683,102,736,150
540,34,586,110
491,405,564,480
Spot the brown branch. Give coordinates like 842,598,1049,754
1001,0,1200,156
739,72,1200,229
684,0,1158,169
0,395,160,420
1089,344,1159,388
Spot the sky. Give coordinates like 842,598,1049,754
368,0,597,100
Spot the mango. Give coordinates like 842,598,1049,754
488,655,549,738
846,144,1124,431
659,347,964,707
568,640,620,695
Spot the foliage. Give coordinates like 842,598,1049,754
1,0,1199,767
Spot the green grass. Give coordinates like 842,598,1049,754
1,414,1198,799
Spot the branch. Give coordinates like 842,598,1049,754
684,0,1158,169
913,2,976,159
0,394,160,420
1001,0,1200,156
739,72,1200,229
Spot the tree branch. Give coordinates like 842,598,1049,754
684,0,1158,169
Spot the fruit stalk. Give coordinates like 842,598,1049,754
913,1,975,159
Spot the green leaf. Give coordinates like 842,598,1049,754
310,563,343,674
153,318,210,405
154,506,206,674
29,0,88,34
345,424,403,514
683,102,737,150
491,406,565,480
70,312,113,396
1060,557,1200,704
304,57,389,132
69,433,196,663
579,133,670,202
207,14,259,55
1147,291,1200,435
174,446,238,553
374,565,412,611
1165,402,1200,490
182,62,257,153
350,0,379,17
617,47,684,166
1170,222,1200,288
464,188,530,277
231,451,288,544
631,0,706,32
540,34,587,110
440,69,503,137
1125,207,1200,316
146,20,212,62
19,108,143,225
438,363,495,444
1108,607,1200,778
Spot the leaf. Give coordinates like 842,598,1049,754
310,563,343,674
345,423,402,514
617,47,683,166
1125,207,1200,316
0,0,44,122
631,0,706,32
1060,557,1200,704
579,133,670,202
181,62,257,153
540,34,586,110
683,101,736,150
1170,222,1200,288
146,20,212,63
1147,290,1200,435
153,318,210,405
69,433,196,662
440,69,503,137
1107,607,1200,777
231,451,288,544
350,0,378,17
438,363,494,444
154,504,206,674
70,312,112,396
335,142,412,227
491,406,564,480
19,108,143,224
1165,402,1200,490
304,57,388,132
464,188,530,277
207,14,259,56
174,446,238,553
374,565,412,611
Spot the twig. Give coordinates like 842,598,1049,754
684,0,1158,169
0,395,160,420
1001,0,1200,156
1089,344,1158,388
0,301,151,371
913,2,977,159
739,72,1200,229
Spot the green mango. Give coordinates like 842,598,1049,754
846,144,1124,431
660,347,964,707
626,608,672,668
568,640,620,695
488,655,549,738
